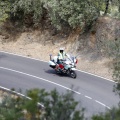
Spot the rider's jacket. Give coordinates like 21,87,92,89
58,52,66,60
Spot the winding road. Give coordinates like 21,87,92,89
0,51,119,118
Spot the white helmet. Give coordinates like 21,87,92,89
59,48,64,51
59,48,64,53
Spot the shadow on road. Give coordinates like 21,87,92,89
45,69,56,75
45,69,69,78
0,54,7,59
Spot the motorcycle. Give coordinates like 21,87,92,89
48,54,78,78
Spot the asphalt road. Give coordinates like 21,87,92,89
0,51,119,118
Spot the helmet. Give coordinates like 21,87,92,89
59,48,64,51
59,48,64,53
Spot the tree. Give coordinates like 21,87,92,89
104,0,110,15
0,0,10,23
111,0,120,12
45,0,100,30
106,39,120,97
0,93,25,120
2,0,113,31
11,0,44,26
118,0,120,12
92,107,120,120
0,88,84,120
112,40,120,97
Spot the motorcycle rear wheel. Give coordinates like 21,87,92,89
70,70,77,78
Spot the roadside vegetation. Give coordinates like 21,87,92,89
0,86,120,120
0,0,120,119
0,89,84,120
0,0,120,31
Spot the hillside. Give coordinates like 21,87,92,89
0,16,119,80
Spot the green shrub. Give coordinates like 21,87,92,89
0,89,84,120
0,1,10,24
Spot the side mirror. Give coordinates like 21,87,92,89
49,54,52,60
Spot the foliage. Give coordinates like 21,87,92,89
1,0,119,30
109,0,120,18
89,0,106,13
105,39,120,97
1,0,106,30
112,40,120,97
11,0,44,26
92,107,120,120
0,88,84,120
111,0,120,12
45,0,100,30
0,0,10,24
0,93,25,120
108,39,120,79
43,89,84,120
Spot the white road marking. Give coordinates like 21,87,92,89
0,51,46,62
85,96,92,100
95,100,106,106
0,85,30,99
77,69,115,83
0,51,115,83
0,66,111,109
0,66,82,94
95,100,111,109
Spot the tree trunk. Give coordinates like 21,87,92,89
118,0,120,12
104,0,110,15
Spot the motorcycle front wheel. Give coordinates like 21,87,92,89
70,70,77,78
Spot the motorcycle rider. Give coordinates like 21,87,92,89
58,48,67,63
55,48,68,70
